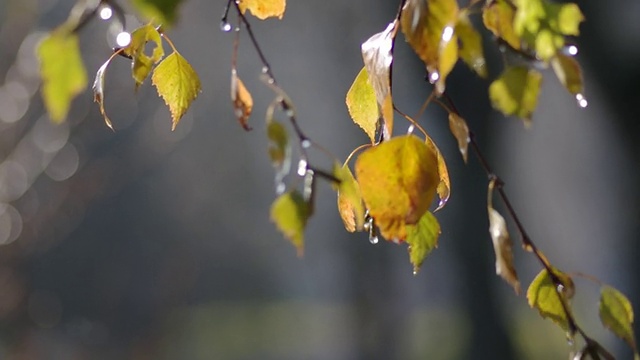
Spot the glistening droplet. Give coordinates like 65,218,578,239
575,93,588,108
429,71,440,84
297,159,307,176
220,21,232,32
115,32,131,47
369,235,379,245
99,6,113,20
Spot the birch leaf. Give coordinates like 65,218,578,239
231,71,253,131
334,163,365,232
92,57,115,130
346,67,378,143
489,66,542,125
406,211,440,274
270,191,309,256
599,286,638,355
238,0,286,20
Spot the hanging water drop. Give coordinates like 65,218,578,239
276,182,285,195
369,234,379,245
220,21,232,32
301,139,311,149
261,66,270,74
297,159,307,176
99,5,113,20
407,124,415,134
429,71,440,84
565,45,578,56
575,93,588,108
115,32,131,47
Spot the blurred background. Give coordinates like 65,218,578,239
0,0,638,359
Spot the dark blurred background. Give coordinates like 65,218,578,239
0,0,637,359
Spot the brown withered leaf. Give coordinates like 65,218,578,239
488,178,520,294
448,113,469,163
231,70,253,131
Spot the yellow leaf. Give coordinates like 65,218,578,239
599,286,638,354
92,57,115,130
447,113,469,163
487,179,520,294
406,211,440,274
334,163,365,232
527,268,575,331
270,191,309,256
124,24,164,88
355,135,439,241
551,54,583,95
231,71,253,131
361,21,397,137
401,0,459,94
346,67,378,143
455,12,487,78
489,66,542,125
238,0,286,20
482,0,521,50
426,136,450,211
131,0,184,26
151,52,201,130
37,30,88,123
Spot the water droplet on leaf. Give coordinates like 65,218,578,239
429,71,440,84
220,21,232,32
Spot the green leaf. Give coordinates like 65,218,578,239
131,0,184,26
482,0,521,50
238,0,286,20
123,24,164,88
489,66,542,125
455,12,487,78
37,30,88,123
487,179,520,294
334,163,365,233
401,0,459,94
92,57,115,130
151,51,201,130
406,211,440,274
527,268,574,331
270,191,309,256
346,67,378,143
551,54,583,95
599,286,638,354
355,135,439,241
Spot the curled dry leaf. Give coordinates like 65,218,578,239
487,178,520,294
426,136,450,211
231,71,254,131
447,113,469,163
92,57,115,130
238,0,286,20
355,135,439,241
361,21,397,138
151,51,201,130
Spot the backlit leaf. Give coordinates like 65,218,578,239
346,67,378,143
482,0,521,50
426,136,450,211
37,30,88,123
527,268,575,331
355,135,439,241
361,21,397,137
401,0,459,94
488,178,520,294
489,66,542,125
599,286,638,354
406,211,440,274
238,0,286,20
152,51,201,130
551,54,583,95
447,113,469,163
266,120,290,193
334,163,365,232
123,24,164,88
270,191,309,256
131,0,184,26
456,12,487,78
231,71,253,131
92,57,115,130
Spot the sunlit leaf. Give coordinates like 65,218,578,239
123,24,164,88
401,0,459,94
361,21,397,137
426,136,450,211
346,67,378,143
599,286,638,354
37,30,88,123
131,0,184,26
455,12,487,78
447,113,469,163
489,66,542,125
92,57,115,130
334,163,365,232
527,268,575,331
151,51,201,130
513,0,584,61
482,0,521,50
487,179,520,294
406,211,440,274
231,71,253,131
270,191,309,256
551,54,583,95
238,0,286,20
355,135,439,241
